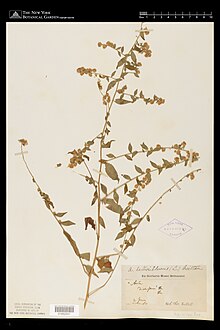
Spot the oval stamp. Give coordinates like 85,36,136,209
159,218,192,238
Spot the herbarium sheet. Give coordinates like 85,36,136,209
7,22,214,320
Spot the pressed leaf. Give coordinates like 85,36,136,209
140,31,145,40
130,234,136,246
140,90,144,98
55,212,67,217
106,200,123,214
150,161,159,169
113,190,119,203
131,218,141,225
131,51,137,63
135,165,144,174
85,217,96,230
106,153,115,158
146,215,150,222
84,264,99,278
162,158,174,169
125,154,132,161
132,210,140,217
115,99,132,105
102,139,115,148
115,231,126,240
116,56,127,68
107,80,117,92
128,143,133,153
111,70,116,77
91,191,98,206
132,151,138,158
105,163,119,182
122,174,131,180
101,183,108,195
86,140,94,146
60,220,76,226
141,142,148,150
99,216,106,229
124,183,128,194
63,230,80,256
80,252,90,261
134,89,138,96
56,163,62,167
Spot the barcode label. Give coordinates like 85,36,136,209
50,304,79,317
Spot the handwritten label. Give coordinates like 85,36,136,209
122,265,206,311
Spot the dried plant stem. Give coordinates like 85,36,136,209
89,168,201,297
104,146,188,163
20,145,87,275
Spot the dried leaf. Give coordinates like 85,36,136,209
115,99,132,105
131,218,141,225
146,215,150,222
162,159,174,169
113,190,119,203
99,216,106,229
140,90,144,98
111,70,116,77
106,200,123,214
101,184,108,195
80,252,90,261
130,234,136,246
125,154,132,161
105,163,119,182
132,151,138,158
150,161,159,169
106,153,115,158
84,264,99,278
141,142,148,150
140,31,145,40
85,217,96,230
134,89,138,96
116,56,127,68
122,174,131,180
63,230,80,256
132,210,140,217
128,143,133,153
60,220,76,226
107,80,117,92
115,231,126,240
91,191,98,206
102,140,115,148
55,212,67,218
56,163,62,167
131,51,137,62
18,138,28,146
134,165,144,174
124,183,128,194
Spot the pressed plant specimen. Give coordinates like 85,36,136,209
18,23,201,309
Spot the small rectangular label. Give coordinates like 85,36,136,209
122,265,207,312
49,304,79,317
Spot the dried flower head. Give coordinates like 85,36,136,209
18,139,28,146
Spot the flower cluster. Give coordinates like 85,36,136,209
98,41,116,49
145,95,165,105
68,149,85,168
76,67,97,77
139,42,152,58
103,93,111,105
117,85,127,94
18,138,28,146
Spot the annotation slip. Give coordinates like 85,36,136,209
122,265,207,312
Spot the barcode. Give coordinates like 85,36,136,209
50,304,79,317
55,306,74,313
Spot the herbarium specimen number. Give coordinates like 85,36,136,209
19,24,201,308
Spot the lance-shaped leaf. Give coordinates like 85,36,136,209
122,174,131,180
132,210,140,217
128,143,133,153
116,56,127,68
115,230,126,240
63,230,80,257
101,184,108,195
130,234,136,246
55,212,67,217
113,190,119,203
115,99,132,105
106,199,123,215
106,153,115,159
131,51,137,63
125,154,132,161
106,80,117,92
124,183,128,194
99,216,106,229
131,218,141,225
134,165,144,174
91,190,98,206
105,163,119,182
84,264,99,278
80,252,90,261
150,161,159,169
141,142,148,150
60,220,76,226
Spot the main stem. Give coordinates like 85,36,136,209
83,26,143,308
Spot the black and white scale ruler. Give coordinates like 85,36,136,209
139,11,213,20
